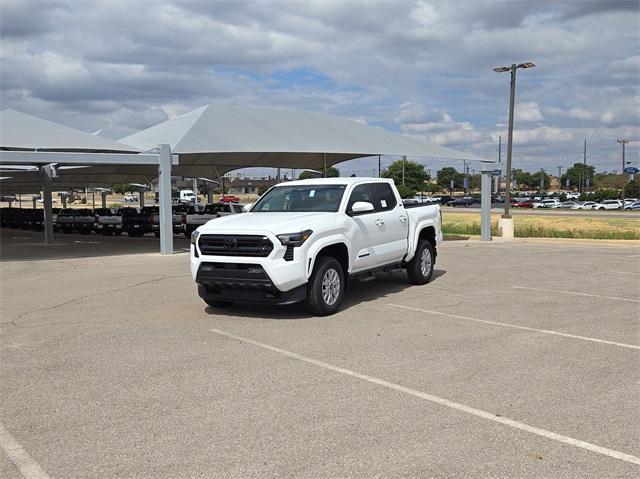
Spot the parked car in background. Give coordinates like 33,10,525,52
571,201,597,210
512,199,536,208
533,199,560,209
624,200,640,210
123,194,137,203
553,201,577,209
94,208,123,235
121,207,156,237
56,208,77,234
73,209,95,234
182,205,220,237
150,204,192,236
446,197,475,207
221,195,240,203
565,192,580,200
595,200,622,210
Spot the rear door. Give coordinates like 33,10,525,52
370,183,409,263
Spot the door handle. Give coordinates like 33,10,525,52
399,215,408,222
375,218,384,226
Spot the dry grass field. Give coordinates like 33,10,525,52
442,212,640,240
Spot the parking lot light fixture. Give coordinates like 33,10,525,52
494,61,535,218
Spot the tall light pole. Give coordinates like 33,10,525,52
493,62,535,217
618,139,629,206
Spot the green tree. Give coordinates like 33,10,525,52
513,170,534,188
112,183,134,194
436,167,464,190
396,185,416,199
561,163,595,190
625,177,640,198
298,167,339,179
383,160,430,191
531,171,551,191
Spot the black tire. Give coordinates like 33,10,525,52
63,228,72,234
406,240,435,285
306,256,345,316
203,299,234,308
154,231,160,237
115,230,123,236
127,230,137,237
184,231,190,238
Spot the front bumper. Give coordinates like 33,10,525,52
196,262,307,305
191,230,310,295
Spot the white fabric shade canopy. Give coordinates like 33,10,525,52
0,109,155,192
121,104,480,175
1,105,484,193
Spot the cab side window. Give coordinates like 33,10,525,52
347,184,375,213
372,183,397,211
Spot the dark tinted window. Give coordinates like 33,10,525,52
372,183,397,211
347,184,375,213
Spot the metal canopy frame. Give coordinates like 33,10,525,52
0,146,176,255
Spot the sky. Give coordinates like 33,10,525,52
1,0,639,178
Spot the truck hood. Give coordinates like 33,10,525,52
199,211,338,235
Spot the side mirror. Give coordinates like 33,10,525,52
242,203,253,212
350,201,374,215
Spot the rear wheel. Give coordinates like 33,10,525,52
306,257,344,316
406,240,435,285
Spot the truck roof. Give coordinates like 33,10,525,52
277,177,393,187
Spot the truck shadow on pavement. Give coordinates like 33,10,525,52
204,269,446,320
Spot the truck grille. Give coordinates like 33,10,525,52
198,234,274,257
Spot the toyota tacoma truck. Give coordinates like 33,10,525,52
190,178,442,316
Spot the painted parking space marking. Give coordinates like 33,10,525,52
387,304,640,350
210,327,640,466
513,286,640,304
0,422,50,479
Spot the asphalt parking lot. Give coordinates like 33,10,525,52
1,230,639,478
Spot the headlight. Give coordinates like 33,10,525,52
277,229,313,247
191,229,200,246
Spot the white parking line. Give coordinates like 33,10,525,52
210,327,640,466
513,286,640,304
387,304,640,350
0,422,50,479
608,271,639,276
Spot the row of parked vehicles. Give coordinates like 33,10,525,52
0,202,246,236
511,198,640,210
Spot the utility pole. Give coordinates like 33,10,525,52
618,139,629,206
540,168,545,193
402,155,406,186
583,139,587,192
378,155,381,178
498,135,502,163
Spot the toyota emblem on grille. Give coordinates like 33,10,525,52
223,238,238,250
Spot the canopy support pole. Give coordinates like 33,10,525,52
41,165,54,245
101,191,107,208
158,144,173,254
481,169,492,241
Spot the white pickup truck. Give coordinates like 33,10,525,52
190,178,442,315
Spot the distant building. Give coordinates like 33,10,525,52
227,179,278,195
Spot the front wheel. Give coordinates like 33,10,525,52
406,240,435,285
306,257,344,316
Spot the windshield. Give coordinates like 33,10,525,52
252,184,346,212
